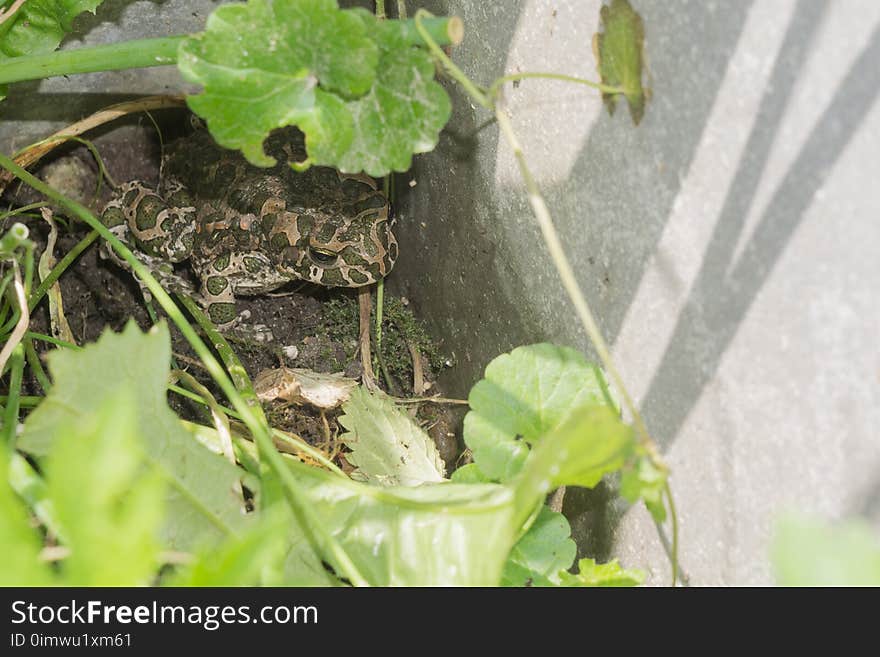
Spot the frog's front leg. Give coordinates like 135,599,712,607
101,181,198,297
194,253,275,343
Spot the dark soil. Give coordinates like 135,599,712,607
2,116,462,470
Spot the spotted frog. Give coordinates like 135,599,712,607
101,127,396,334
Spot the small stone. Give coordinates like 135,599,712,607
282,344,299,360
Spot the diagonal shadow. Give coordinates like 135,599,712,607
642,17,880,449
551,0,756,356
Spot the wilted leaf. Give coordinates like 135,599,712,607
255,367,357,410
502,506,576,586
46,389,165,585
464,343,616,481
620,454,667,522
559,557,644,587
772,514,880,586
594,0,647,124
339,386,446,487
18,321,253,550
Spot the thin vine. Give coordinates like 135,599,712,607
414,8,680,584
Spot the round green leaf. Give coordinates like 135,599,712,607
464,343,616,482
322,15,452,176
178,0,377,166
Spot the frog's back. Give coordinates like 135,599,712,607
162,128,378,218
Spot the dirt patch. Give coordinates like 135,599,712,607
2,120,463,471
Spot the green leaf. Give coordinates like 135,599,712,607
17,321,253,550
0,1,104,60
178,1,451,176
772,514,880,586
450,462,492,483
594,0,647,125
620,454,667,522
559,558,644,587
178,0,377,167
172,508,290,586
514,404,634,517
339,386,446,487
502,506,576,586
0,447,53,586
324,11,452,176
289,460,517,586
46,388,165,586
464,343,616,481
7,451,63,541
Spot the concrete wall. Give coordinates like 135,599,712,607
3,1,879,585
392,0,880,585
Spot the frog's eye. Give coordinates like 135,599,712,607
309,247,338,266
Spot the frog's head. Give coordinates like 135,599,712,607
273,174,397,287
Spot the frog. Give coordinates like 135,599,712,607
100,126,397,339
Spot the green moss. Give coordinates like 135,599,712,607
320,291,448,395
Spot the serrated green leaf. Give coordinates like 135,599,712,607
620,454,667,522
0,447,53,586
178,0,377,167
0,1,103,59
502,506,576,586
464,343,615,482
772,514,880,586
47,389,165,585
515,404,634,516
339,386,446,487
322,11,452,176
559,557,644,587
17,321,252,550
289,460,516,586
595,0,646,125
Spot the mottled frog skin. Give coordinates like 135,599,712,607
101,128,396,330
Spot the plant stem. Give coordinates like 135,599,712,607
177,296,263,415
0,0,26,28
23,338,51,393
395,16,464,48
375,0,386,19
0,16,461,89
25,331,81,350
1,344,24,444
0,261,28,374
375,279,384,357
664,481,679,585
415,11,488,108
489,72,624,98
0,395,41,407
28,230,98,312
0,36,183,86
